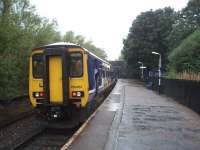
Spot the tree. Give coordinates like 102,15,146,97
166,0,200,79
63,31,107,59
167,0,200,50
0,0,107,100
122,7,176,77
63,31,75,43
33,19,61,47
168,29,200,73
0,0,61,99
182,0,200,27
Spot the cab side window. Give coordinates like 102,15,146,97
70,53,83,77
32,54,43,78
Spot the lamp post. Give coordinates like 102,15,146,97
152,51,162,94
138,61,144,79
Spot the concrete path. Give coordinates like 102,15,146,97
68,79,200,150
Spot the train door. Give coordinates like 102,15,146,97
43,48,69,105
49,56,63,103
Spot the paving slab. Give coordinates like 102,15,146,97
68,79,200,150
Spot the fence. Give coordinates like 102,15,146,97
160,79,200,114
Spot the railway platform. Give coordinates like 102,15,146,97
62,79,200,150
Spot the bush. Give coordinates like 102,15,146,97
0,0,61,100
168,29,200,73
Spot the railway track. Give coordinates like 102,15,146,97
13,127,78,150
6,94,110,150
0,84,116,150
0,94,33,129
0,110,35,129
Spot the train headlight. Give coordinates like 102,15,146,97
35,92,39,97
72,92,77,97
77,91,81,97
33,92,45,98
72,91,84,97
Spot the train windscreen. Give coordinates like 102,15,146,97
32,54,43,78
70,53,83,77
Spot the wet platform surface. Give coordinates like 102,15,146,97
67,79,200,150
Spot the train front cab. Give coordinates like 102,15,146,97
29,46,89,120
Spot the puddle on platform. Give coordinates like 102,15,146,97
104,102,121,111
112,92,121,95
103,92,122,111
109,93,121,102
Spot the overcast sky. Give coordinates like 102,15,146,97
30,0,189,60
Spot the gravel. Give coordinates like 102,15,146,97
0,115,44,149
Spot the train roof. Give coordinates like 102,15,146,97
32,42,110,66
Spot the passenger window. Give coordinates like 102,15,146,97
70,53,83,77
32,54,43,78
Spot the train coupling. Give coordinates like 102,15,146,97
48,106,64,120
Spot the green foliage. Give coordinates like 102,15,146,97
168,29,200,73
122,7,176,77
0,0,61,99
167,0,200,50
33,19,61,47
63,31,107,59
164,69,177,79
163,0,200,79
0,0,107,99
0,54,20,99
182,0,200,26
122,0,200,79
